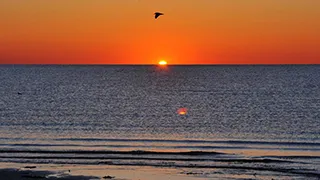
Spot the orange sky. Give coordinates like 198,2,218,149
0,0,319,64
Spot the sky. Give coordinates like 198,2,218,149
0,0,319,64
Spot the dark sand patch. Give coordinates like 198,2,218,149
0,168,99,180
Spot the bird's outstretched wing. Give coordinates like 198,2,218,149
154,12,164,19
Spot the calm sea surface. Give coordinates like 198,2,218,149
0,65,319,179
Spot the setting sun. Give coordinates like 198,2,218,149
158,60,167,66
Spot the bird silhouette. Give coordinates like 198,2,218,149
154,12,164,19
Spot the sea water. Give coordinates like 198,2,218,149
0,65,319,179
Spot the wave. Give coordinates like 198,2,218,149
52,138,320,146
0,149,224,156
1,137,319,146
262,155,320,159
0,155,293,164
1,143,320,151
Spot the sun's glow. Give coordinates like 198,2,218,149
158,60,167,66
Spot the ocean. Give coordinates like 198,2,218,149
0,65,319,179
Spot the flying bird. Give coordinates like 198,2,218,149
154,12,164,19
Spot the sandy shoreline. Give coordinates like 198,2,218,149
0,162,204,180
1,161,320,180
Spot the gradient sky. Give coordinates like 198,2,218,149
1,0,319,64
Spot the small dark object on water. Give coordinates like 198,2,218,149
17,92,22,95
24,166,37,169
103,175,115,179
186,172,202,175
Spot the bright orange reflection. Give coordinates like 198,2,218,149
178,108,188,115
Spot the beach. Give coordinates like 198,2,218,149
1,156,320,180
0,139,319,179
0,163,207,180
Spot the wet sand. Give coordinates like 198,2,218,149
0,163,201,180
0,168,97,180
1,162,320,180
